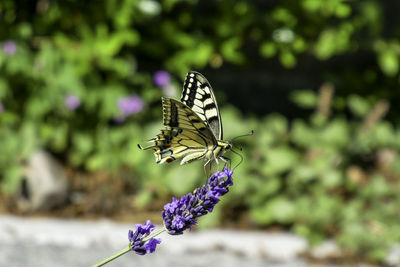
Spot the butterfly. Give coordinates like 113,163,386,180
138,71,231,175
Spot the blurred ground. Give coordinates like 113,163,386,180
0,215,374,267
0,166,165,223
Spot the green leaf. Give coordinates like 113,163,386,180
320,119,349,147
291,120,315,147
262,147,299,175
260,42,277,58
1,165,24,194
280,50,296,68
251,197,295,225
335,4,351,18
347,95,370,117
221,37,245,64
290,90,317,108
378,50,398,76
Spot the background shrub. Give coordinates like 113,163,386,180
1,0,400,261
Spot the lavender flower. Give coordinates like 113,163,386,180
117,95,144,117
128,220,161,255
93,168,234,265
145,237,161,253
153,70,171,88
2,41,17,55
162,167,234,235
65,95,81,110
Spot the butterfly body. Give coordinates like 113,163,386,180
138,71,230,172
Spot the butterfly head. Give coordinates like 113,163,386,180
218,140,232,151
225,143,232,150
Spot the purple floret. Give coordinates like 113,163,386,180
117,95,144,116
2,41,17,55
65,95,81,110
153,70,171,87
128,220,161,255
162,167,234,235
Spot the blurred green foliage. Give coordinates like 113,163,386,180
1,0,400,262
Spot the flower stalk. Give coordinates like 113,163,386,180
91,167,233,266
91,227,167,267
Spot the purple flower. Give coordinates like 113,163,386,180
144,237,162,253
2,41,17,55
65,95,81,110
153,70,171,87
161,167,234,235
135,220,155,235
117,95,144,117
128,220,161,255
0,102,3,113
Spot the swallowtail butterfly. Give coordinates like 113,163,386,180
138,71,231,174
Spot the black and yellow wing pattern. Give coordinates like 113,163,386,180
138,71,231,168
181,71,223,140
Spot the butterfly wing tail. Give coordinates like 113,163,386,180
137,130,178,164
138,143,176,164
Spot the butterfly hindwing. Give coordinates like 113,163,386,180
181,71,223,140
138,98,216,165
141,127,210,164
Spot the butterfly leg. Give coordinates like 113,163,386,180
219,156,231,169
204,159,218,178
204,159,212,178
204,158,212,167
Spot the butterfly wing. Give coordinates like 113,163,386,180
181,71,223,140
138,98,216,165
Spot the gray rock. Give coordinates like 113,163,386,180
17,149,68,211
386,244,400,267
310,240,342,260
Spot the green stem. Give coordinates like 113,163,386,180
143,227,166,242
90,247,131,267
91,227,167,267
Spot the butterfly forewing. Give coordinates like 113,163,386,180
162,98,215,141
181,71,223,140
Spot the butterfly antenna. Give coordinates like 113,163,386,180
228,130,253,170
230,148,243,170
230,130,254,142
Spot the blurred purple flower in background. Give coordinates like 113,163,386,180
0,102,4,114
2,41,17,55
65,95,81,110
153,70,171,87
118,95,144,117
